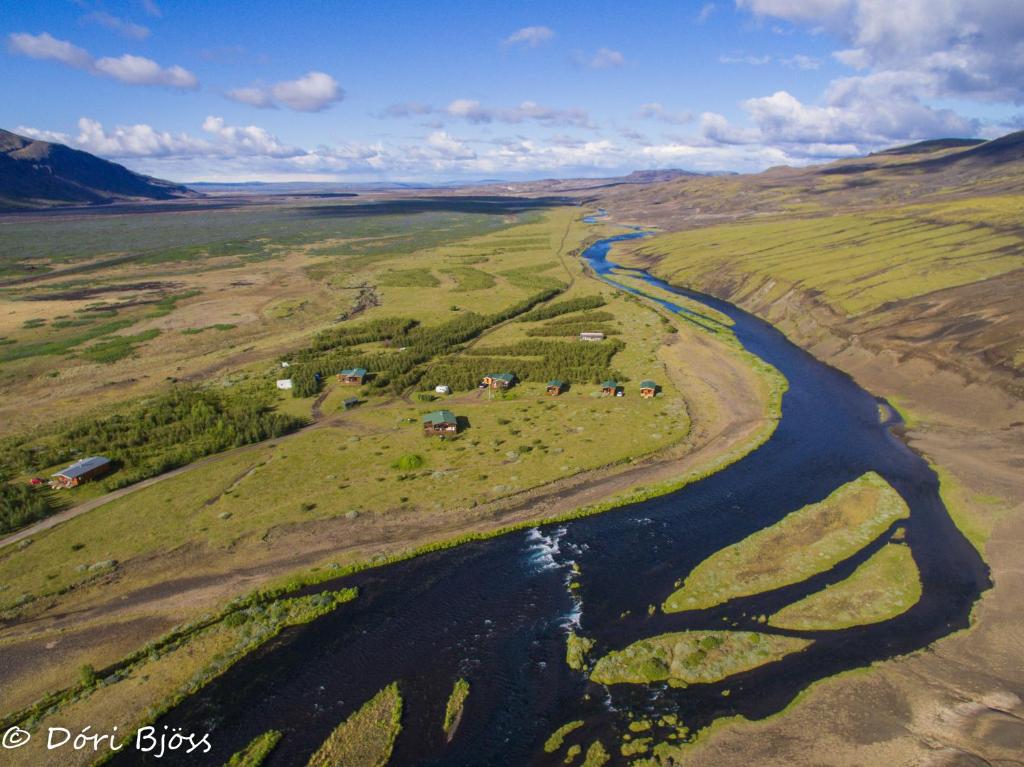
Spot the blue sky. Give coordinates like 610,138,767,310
4,0,1021,182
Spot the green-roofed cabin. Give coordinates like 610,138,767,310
482,372,515,390
546,380,565,396
337,367,367,384
600,380,620,396
422,409,459,436
640,380,659,399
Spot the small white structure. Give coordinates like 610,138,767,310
276,379,294,390
435,385,451,395
580,331,605,342
281,361,291,368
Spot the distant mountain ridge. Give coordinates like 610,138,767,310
0,128,197,209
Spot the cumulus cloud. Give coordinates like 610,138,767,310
94,54,197,88
739,0,1024,103
502,26,554,48
587,48,625,69
638,103,694,125
83,11,150,40
200,117,305,157
6,31,197,89
227,71,344,112
7,32,93,69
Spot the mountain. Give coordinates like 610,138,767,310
0,128,197,209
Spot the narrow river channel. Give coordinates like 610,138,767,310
115,225,989,766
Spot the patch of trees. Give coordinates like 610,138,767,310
424,339,625,391
286,288,564,396
0,385,304,497
310,317,418,352
515,295,607,323
0,465,55,536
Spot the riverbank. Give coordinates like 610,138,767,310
611,238,1024,765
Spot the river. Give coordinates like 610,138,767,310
113,227,989,765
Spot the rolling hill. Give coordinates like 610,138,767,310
0,128,197,209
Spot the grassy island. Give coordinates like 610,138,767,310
307,682,402,767
590,630,811,686
769,542,922,630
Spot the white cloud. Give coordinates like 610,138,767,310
94,54,198,88
502,26,554,48
441,99,593,128
639,103,694,125
200,116,305,157
588,48,625,69
73,117,211,157
7,32,93,69
739,0,1024,103
82,11,150,40
782,54,821,70
227,71,344,112
140,0,162,18
698,3,717,22
719,54,772,66
379,101,434,118
6,32,197,89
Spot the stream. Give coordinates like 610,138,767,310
114,225,989,766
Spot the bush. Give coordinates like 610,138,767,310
392,454,425,471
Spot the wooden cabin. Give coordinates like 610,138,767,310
337,367,367,384
423,410,459,436
51,456,112,488
640,380,659,399
579,331,605,342
600,379,620,397
546,380,565,396
482,372,515,390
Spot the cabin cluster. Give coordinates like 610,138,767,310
600,379,660,398
49,456,112,488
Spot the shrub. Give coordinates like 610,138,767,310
392,454,425,471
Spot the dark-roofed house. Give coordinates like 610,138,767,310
546,380,565,396
600,380,620,397
482,372,515,390
337,367,367,384
51,456,112,488
640,380,659,399
423,410,458,436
